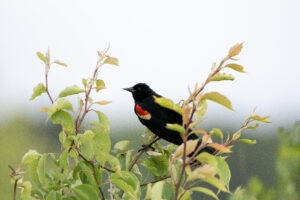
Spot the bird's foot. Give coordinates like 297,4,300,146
138,143,155,152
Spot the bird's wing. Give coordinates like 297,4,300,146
141,95,183,125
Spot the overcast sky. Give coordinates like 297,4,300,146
0,0,299,133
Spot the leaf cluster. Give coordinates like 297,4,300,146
10,44,269,200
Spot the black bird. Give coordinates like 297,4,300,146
124,83,214,155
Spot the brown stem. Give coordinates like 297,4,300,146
77,149,115,173
174,108,196,200
77,150,107,200
140,175,170,187
76,48,109,134
9,165,19,200
45,69,54,104
13,179,18,200
186,55,229,104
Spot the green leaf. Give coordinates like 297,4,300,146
162,184,175,200
79,130,95,160
202,176,228,192
96,79,105,92
79,130,95,140
247,123,259,130
91,127,111,156
207,143,231,153
53,60,67,67
47,98,73,121
211,73,234,81
195,100,207,120
239,139,257,145
251,115,271,123
215,156,231,189
111,171,141,200
28,159,41,186
191,187,219,200
94,100,112,105
82,78,88,87
153,96,182,115
180,190,193,200
196,152,218,168
89,111,110,134
203,92,233,111
59,85,85,97
142,156,169,177
30,83,46,100
37,52,48,64
114,140,131,151
210,128,223,139
151,181,165,200
225,63,246,73
37,154,47,185
104,57,119,66
96,153,121,172
20,181,32,198
73,184,99,200
173,139,199,161
22,150,41,164
59,150,69,175
46,191,62,200
49,153,59,167
125,150,133,170
187,164,216,182
51,110,75,136
166,123,185,135
232,129,243,141
73,161,101,192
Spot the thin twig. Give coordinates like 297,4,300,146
174,55,231,199
174,108,196,200
76,47,110,134
45,67,54,104
106,171,115,200
140,175,170,187
13,179,18,200
76,150,105,200
9,165,19,200
186,55,230,104
119,136,158,198
77,149,115,173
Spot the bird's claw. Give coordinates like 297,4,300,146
138,144,155,152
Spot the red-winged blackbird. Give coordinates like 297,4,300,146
124,83,214,155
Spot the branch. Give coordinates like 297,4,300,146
76,47,110,134
119,135,157,198
45,68,54,104
9,165,19,200
76,150,106,200
77,148,115,173
140,175,170,187
186,55,230,104
174,107,196,200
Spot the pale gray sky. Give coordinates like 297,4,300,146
0,0,299,131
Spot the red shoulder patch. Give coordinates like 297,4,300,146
135,104,150,116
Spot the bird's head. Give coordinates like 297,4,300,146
123,83,154,101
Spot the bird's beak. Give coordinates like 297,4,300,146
123,87,135,93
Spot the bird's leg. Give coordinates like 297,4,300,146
138,137,161,152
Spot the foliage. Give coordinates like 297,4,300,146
229,122,300,200
9,44,269,200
